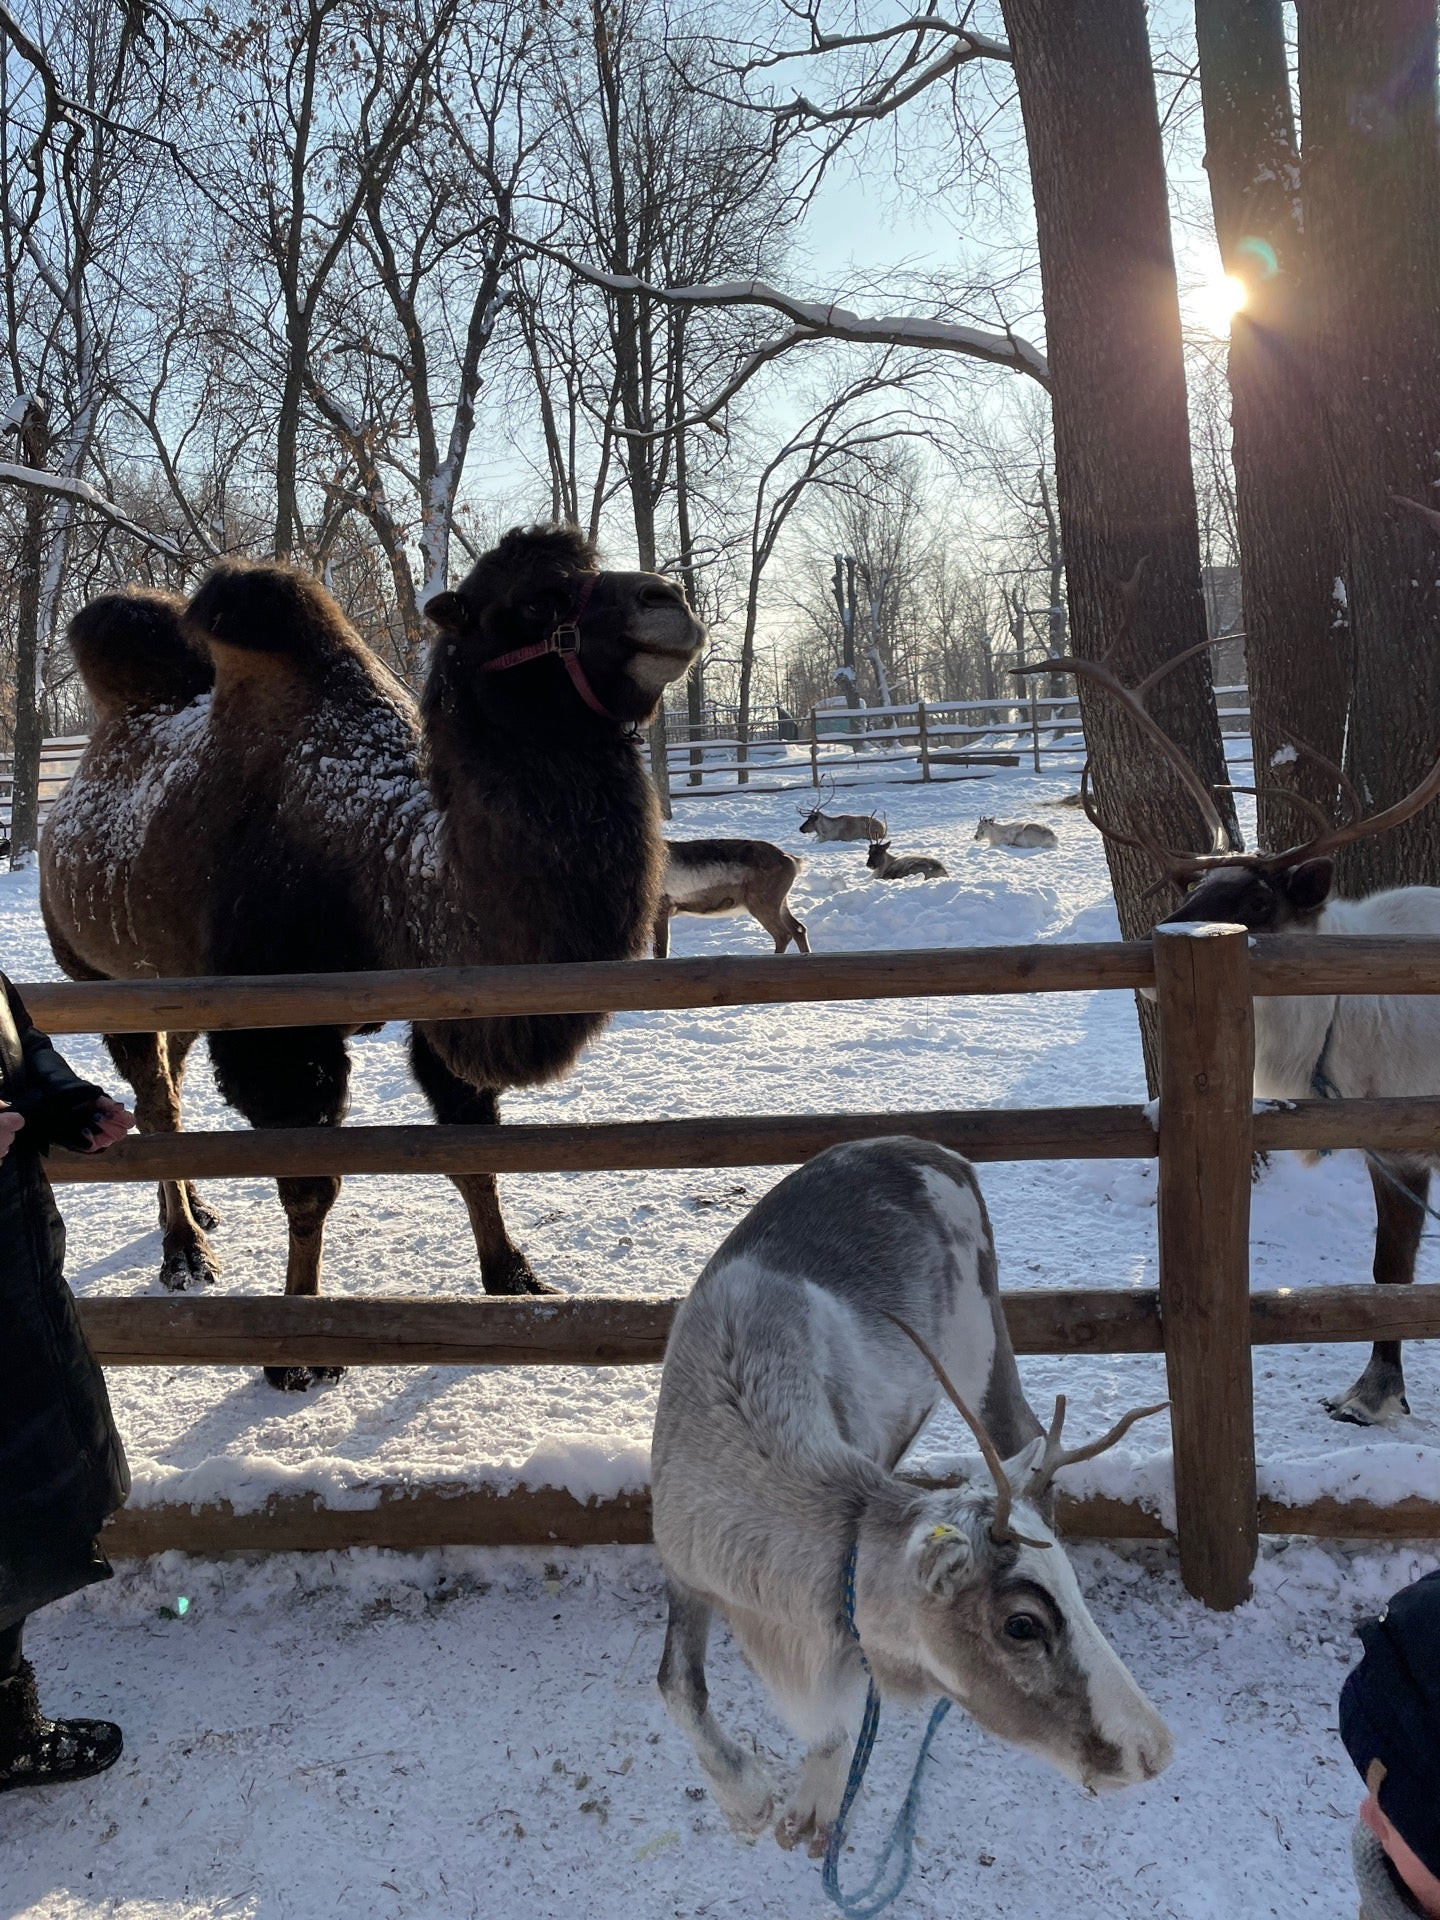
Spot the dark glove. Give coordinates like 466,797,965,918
8,1080,106,1154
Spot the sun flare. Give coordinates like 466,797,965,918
1190,272,1249,336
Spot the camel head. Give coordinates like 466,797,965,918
422,524,704,727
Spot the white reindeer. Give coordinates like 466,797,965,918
973,815,1059,850
655,839,809,956
1013,602,1440,1425
652,1137,1172,1857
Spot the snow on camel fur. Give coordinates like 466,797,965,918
41,526,703,1388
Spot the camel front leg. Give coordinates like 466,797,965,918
408,1032,559,1296
104,1030,219,1291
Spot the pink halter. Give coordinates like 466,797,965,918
477,575,615,719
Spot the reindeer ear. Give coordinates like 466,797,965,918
424,591,470,634
917,1521,977,1598
1282,858,1334,916
1000,1435,1047,1494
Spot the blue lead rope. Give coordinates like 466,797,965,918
820,1542,951,1920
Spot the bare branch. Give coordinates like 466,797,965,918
0,460,187,558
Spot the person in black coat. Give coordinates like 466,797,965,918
1341,1568,1440,1919
0,968,135,1791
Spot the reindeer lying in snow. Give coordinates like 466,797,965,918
652,1138,1172,1856
865,837,948,879
654,839,809,956
973,815,1059,850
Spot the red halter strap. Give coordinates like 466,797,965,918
477,575,615,719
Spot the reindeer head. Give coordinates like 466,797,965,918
1011,541,1440,937
424,524,704,727
974,817,995,840
867,1319,1173,1792
865,837,891,869
797,807,823,835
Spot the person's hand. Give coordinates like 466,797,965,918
82,1095,136,1153
0,1101,23,1164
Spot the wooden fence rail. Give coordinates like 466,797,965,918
24,931,1440,1608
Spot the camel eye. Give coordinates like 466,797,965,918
1003,1613,1044,1643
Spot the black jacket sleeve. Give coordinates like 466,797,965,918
2,977,103,1153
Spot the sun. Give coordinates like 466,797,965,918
1189,273,1249,336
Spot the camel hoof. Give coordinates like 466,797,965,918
484,1254,563,1297
264,1365,346,1392
159,1242,220,1292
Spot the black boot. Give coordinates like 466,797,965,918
0,1659,122,1792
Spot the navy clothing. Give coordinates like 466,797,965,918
0,972,128,1632
1341,1568,1440,1885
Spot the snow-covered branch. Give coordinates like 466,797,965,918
0,463,187,559
533,251,1049,422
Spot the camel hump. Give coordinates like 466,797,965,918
186,559,365,689
68,590,214,719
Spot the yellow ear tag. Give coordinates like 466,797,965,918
929,1524,957,1542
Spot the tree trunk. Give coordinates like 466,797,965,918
1298,0,1440,897
8,401,51,868
1002,0,1237,1090
673,367,705,787
1195,0,1346,854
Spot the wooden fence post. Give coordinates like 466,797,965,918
1029,688,1042,773
1153,921,1258,1609
809,708,820,788
917,699,931,781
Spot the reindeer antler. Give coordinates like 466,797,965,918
883,1314,1051,1550
1024,1395,1170,1501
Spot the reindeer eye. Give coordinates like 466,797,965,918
1003,1613,1044,1643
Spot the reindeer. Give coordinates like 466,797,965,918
654,839,809,956
973,815,1059,850
797,778,886,843
1015,579,1440,1426
865,835,949,880
653,1137,1172,1857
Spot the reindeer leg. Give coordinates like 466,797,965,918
409,1032,559,1297
658,1582,778,1839
653,905,671,959
105,1031,219,1292
1324,1158,1428,1424
774,1734,851,1859
209,1025,351,1390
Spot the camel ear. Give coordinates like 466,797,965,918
424,591,470,634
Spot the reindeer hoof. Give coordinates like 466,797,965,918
264,1365,346,1392
1323,1389,1409,1427
159,1242,220,1291
774,1807,832,1858
711,1760,778,1839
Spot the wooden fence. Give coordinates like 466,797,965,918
19,928,1440,1610
0,735,88,840
664,686,1254,795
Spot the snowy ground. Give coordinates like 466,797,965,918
1,757,1436,1918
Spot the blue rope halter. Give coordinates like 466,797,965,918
820,1540,952,1919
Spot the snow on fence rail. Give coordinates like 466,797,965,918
18,927,1440,1609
